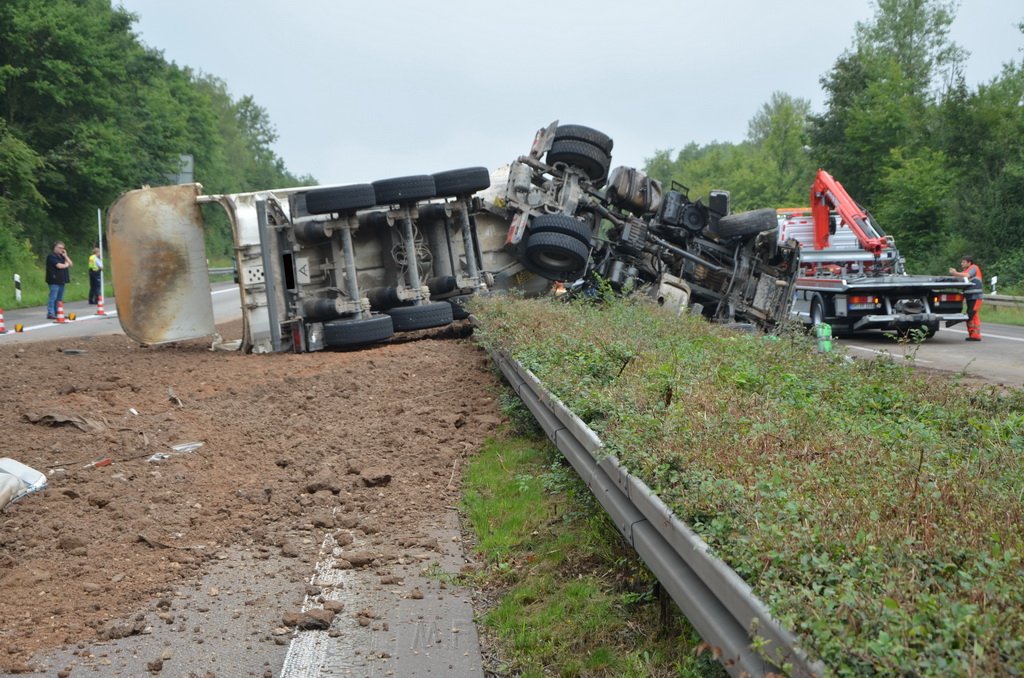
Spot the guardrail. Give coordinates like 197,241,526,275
208,267,234,276
986,293,1023,309
487,346,825,678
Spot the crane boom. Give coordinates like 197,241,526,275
810,169,888,257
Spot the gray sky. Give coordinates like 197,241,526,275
116,0,1022,188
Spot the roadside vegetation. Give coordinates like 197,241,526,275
463,415,726,677
0,1,310,301
985,303,1024,327
470,293,1024,676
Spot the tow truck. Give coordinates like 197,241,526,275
778,169,970,338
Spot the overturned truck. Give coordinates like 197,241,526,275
107,122,800,353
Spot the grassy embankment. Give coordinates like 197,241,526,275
462,429,726,677
467,294,1024,676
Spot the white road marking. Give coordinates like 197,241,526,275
3,285,236,338
3,311,119,335
844,344,933,363
942,327,1024,342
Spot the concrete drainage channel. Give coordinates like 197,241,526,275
487,347,826,678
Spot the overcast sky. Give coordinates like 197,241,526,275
116,0,1022,188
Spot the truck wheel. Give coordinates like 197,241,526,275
523,231,590,281
371,175,436,205
432,167,491,197
553,124,614,155
810,297,826,328
705,207,778,240
322,315,394,348
528,214,592,245
304,184,377,215
386,301,454,331
546,139,611,183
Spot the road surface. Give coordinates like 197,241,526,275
837,322,1024,388
0,284,242,344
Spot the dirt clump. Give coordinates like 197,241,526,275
0,320,503,672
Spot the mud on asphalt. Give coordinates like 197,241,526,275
0,319,504,675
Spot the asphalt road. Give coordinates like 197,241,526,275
0,284,243,345
837,322,1024,388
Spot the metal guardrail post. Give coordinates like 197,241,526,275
487,346,826,678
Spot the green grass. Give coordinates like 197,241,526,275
470,294,1024,676
985,303,1024,326
463,423,725,677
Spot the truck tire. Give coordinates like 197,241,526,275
546,139,611,183
554,124,614,155
386,301,454,331
528,214,592,245
322,315,394,348
432,167,491,197
705,207,778,240
304,184,377,215
523,231,590,281
810,297,826,328
371,175,436,205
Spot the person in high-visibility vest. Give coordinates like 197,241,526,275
949,255,983,341
88,247,103,304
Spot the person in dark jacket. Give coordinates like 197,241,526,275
45,241,72,319
949,255,983,341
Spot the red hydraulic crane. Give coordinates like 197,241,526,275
810,169,889,257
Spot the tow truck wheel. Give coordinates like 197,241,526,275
523,231,590,281
705,207,778,240
323,314,395,348
553,124,614,155
810,297,826,328
304,184,377,215
371,175,436,205
546,139,611,184
528,214,592,245
386,301,454,331
432,167,491,197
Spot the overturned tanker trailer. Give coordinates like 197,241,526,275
106,122,800,353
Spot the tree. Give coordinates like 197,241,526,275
746,92,816,206
809,0,967,263
0,0,308,270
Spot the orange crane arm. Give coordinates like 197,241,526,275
810,169,888,257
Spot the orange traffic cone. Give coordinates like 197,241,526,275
55,301,66,323
0,308,6,333
96,295,106,316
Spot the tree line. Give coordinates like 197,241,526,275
1,1,1021,292
645,0,1024,288
0,0,310,275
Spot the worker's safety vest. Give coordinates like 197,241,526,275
965,263,983,299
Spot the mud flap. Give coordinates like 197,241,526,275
107,184,216,344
